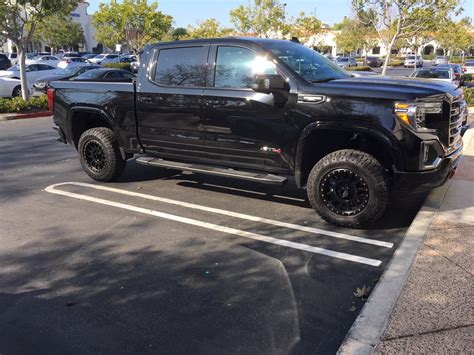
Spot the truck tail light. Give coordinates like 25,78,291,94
47,88,54,112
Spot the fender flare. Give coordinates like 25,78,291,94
67,106,124,149
294,122,404,187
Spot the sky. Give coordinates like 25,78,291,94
85,0,474,28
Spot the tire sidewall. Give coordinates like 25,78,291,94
78,129,123,182
308,153,388,227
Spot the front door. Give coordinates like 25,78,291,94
136,45,209,160
203,45,293,173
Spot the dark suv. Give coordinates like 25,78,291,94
0,53,12,70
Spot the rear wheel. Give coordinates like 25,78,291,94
12,86,21,97
78,127,126,182
306,149,389,228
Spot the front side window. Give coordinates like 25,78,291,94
154,46,208,87
214,46,277,89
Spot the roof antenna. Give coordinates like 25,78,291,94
290,37,300,43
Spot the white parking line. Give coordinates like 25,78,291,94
46,182,393,248
45,183,383,267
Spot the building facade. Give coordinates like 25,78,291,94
1,1,97,54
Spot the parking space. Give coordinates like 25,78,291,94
0,117,426,354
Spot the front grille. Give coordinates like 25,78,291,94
448,97,463,153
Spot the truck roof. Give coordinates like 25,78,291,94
148,37,293,48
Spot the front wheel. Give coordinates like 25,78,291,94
306,149,389,228
78,127,126,182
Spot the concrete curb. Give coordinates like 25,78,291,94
0,111,52,121
337,127,474,355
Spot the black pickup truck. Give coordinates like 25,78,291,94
50,38,467,227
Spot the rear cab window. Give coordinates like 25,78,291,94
153,46,208,87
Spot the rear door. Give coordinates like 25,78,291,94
136,44,210,160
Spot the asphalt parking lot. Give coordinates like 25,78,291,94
0,117,426,354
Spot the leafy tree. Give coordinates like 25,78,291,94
335,17,365,55
0,0,79,99
92,0,173,52
352,0,461,75
185,19,232,39
290,11,322,39
171,27,188,40
34,14,85,54
230,0,287,38
436,20,471,57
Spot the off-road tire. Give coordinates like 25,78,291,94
307,149,389,228
78,127,126,182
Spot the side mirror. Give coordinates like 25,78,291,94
252,74,288,94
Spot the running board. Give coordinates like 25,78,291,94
136,157,288,185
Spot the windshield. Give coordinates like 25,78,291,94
262,41,349,82
415,70,450,79
407,56,416,60
55,67,81,76
7,65,19,71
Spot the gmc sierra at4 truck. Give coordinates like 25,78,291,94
49,38,468,228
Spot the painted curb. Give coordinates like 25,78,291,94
0,111,52,121
337,128,474,355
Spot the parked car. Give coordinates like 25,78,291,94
411,68,460,86
436,64,463,85
120,55,137,63
33,65,100,93
0,63,57,84
7,53,18,66
0,77,32,97
70,68,136,82
462,60,474,74
432,56,448,66
62,52,81,58
82,53,98,60
335,57,357,68
50,37,466,228
26,55,60,67
404,55,423,68
130,60,139,73
57,57,91,68
88,54,120,65
0,53,12,70
364,56,383,67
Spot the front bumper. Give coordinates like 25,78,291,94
393,143,463,192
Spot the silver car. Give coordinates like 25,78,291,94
336,57,357,68
432,56,448,66
404,55,423,68
411,68,459,86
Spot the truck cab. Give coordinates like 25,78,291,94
50,38,467,228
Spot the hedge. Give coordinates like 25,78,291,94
346,66,372,71
462,74,472,82
464,87,474,107
389,60,404,67
103,62,132,71
0,95,49,113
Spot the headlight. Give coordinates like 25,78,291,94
35,81,46,88
394,101,442,130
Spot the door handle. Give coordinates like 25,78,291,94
139,96,153,103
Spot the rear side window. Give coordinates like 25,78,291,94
154,46,208,87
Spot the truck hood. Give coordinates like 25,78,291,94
313,76,460,101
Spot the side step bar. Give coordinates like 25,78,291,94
136,157,288,185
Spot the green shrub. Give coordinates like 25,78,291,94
464,87,474,107
462,74,472,82
0,95,49,113
103,62,131,71
346,66,372,71
389,60,404,67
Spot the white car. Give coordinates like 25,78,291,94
89,54,120,65
57,57,90,69
431,56,448,66
26,55,60,67
462,60,474,74
0,77,32,97
411,68,459,86
0,63,58,85
404,55,423,68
